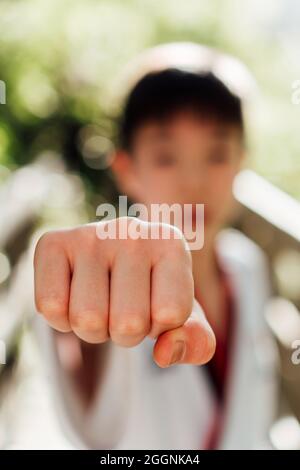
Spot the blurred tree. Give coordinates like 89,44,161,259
0,0,299,202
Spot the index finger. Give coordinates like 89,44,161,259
34,233,71,332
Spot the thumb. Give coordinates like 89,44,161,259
153,299,216,368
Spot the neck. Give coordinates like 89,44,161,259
191,233,219,282
191,231,229,337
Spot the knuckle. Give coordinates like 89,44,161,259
70,310,106,335
34,230,67,265
34,232,54,259
122,234,146,254
169,236,189,258
36,230,61,250
110,314,148,339
152,306,186,329
36,297,67,319
158,234,190,263
76,225,98,246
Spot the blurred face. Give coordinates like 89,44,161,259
113,111,244,237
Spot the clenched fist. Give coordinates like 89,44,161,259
34,218,215,368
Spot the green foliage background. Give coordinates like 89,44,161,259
0,0,299,200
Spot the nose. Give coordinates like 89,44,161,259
179,163,208,201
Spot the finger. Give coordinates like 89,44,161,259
109,246,151,347
149,244,194,339
69,252,109,343
153,300,216,368
34,234,71,332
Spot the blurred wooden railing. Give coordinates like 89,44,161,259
234,170,300,434
234,171,300,308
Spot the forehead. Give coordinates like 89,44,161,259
133,112,241,147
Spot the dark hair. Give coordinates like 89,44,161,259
118,68,244,150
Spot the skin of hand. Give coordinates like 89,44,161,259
34,217,216,368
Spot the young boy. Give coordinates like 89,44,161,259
34,46,276,449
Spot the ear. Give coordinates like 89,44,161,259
111,149,142,201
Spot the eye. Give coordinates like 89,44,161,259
154,153,177,167
208,151,230,165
